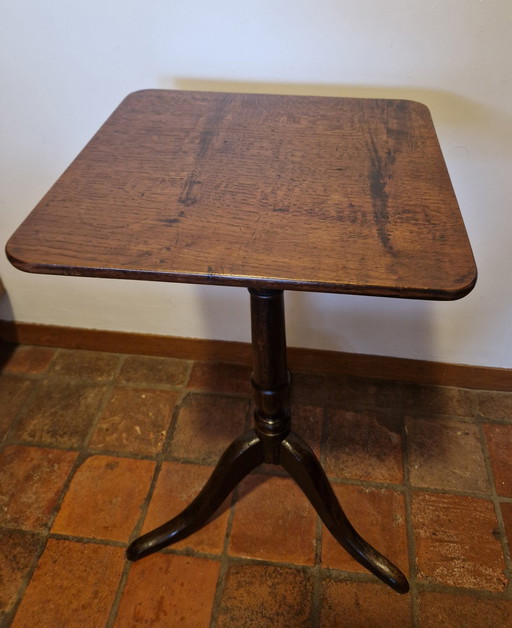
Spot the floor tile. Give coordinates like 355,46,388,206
324,409,403,484
117,355,190,386
115,553,219,628
411,491,507,591
0,377,33,442
187,361,252,396
216,563,313,628
483,423,512,497
477,390,512,423
228,473,317,565
0,528,42,615
342,377,403,411
0,446,77,531
52,455,155,542
2,343,511,624
169,393,249,464
141,462,230,554
89,388,178,455
12,379,106,448
417,591,512,628
289,404,324,458
289,371,347,407
0,345,55,375
406,417,489,493
48,348,120,381
319,579,411,627
402,384,476,418
11,539,125,628
321,484,408,577
292,370,402,413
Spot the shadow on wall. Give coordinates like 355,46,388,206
0,281,20,369
156,78,493,358
0,276,15,329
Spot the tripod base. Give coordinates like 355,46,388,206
127,289,409,594
127,427,409,594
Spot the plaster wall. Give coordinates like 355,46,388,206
1,1,511,368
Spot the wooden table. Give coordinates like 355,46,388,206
6,90,477,594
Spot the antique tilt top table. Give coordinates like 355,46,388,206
6,90,477,594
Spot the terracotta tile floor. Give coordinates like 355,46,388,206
0,343,511,627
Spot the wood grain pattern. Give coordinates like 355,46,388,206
6,90,476,299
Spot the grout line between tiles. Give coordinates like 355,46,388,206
127,460,164,543
105,560,132,628
46,533,127,547
476,421,512,598
161,389,190,458
408,484,496,501
308,404,331,628
402,410,420,627
0,530,47,628
1,377,42,452
82,385,116,451
308,517,324,628
208,477,242,627
414,579,512,599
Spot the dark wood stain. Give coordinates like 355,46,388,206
159,218,180,225
6,89,477,300
367,131,395,254
178,93,233,207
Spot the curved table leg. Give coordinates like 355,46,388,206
127,429,264,561
280,430,409,594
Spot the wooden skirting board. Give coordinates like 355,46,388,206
0,320,510,392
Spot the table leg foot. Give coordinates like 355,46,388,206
280,430,410,594
126,429,263,561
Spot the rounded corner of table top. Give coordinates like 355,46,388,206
448,267,478,301
397,98,432,115
4,238,26,273
122,88,161,101
117,88,172,110
416,264,477,302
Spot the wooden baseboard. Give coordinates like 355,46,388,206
1,320,510,391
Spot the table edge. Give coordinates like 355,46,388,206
6,245,478,301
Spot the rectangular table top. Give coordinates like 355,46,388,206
6,90,477,299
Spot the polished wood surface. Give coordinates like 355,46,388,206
7,90,476,299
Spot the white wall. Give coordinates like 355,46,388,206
1,1,511,369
